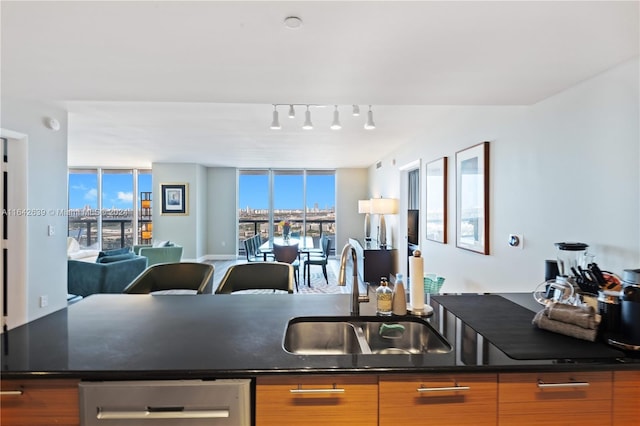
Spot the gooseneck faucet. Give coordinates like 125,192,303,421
338,243,369,316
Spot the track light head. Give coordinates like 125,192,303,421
302,106,313,130
364,105,376,130
288,105,295,118
352,105,360,116
330,105,342,130
270,106,281,130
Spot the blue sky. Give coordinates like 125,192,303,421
69,172,334,210
68,173,152,209
239,174,335,210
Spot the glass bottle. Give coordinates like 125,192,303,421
376,277,393,316
392,273,407,315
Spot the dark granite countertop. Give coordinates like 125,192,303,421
2,293,638,380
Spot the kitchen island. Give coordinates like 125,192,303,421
2,293,639,425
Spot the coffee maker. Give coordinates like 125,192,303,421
609,269,640,350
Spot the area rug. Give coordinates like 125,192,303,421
208,259,348,294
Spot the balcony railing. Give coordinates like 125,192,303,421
238,219,336,255
68,218,135,250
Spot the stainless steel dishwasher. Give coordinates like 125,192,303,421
79,379,251,426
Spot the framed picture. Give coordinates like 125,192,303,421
456,142,489,254
425,157,448,243
161,183,188,215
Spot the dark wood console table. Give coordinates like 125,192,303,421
349,238,397,284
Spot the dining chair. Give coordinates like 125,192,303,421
273,243,300,291
304,237,331,287
123,262,215,294
215,262,294,294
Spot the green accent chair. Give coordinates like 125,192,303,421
133,244,183,266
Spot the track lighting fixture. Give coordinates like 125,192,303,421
270,105,281,130
364,105,376,130
269,104,376,130
330,105,342,130
302,105,313,130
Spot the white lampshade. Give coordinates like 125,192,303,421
370,198,398,215
358,199,371,214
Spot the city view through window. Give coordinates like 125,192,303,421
68,169,152,250
239,170,336,254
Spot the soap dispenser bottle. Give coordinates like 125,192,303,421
392,274,407,315
376,277,393,316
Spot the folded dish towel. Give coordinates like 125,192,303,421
532,309,598,342
544,302,600,330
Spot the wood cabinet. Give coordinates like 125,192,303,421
613,370,640,425
0,379,80,426
498,371,612,426
379,373,498,426
255,375,378,426
350,238,397,284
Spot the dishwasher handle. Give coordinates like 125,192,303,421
97,406,230,420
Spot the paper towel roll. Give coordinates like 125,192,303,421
410,252,424,311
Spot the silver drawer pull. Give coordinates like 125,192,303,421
417,386,470,392
97,408,230,420
290,384,345,394
537,381,590,389
0,390,24,396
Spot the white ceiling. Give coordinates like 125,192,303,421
2,1,638,168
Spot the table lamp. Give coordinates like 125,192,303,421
358,200,372,241
370,197,398,247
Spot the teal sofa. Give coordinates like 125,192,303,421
133,244,183,266
68,255,148,297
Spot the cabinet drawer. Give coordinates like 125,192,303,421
499,372,612,426
1,379,80,426
256,375,378,426
613,370,640,426
379,374,497,426
499,371,612,403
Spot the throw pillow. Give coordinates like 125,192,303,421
152,240,169,248
96,253,135,263
67,237,80,254
97,246,131,258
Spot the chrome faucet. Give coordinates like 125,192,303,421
338,243,369,316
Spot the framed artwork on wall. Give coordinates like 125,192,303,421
425,157,448,243
455,142,490,254
161,183,188,215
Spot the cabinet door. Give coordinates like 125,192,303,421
1,379,80,426
613,370,640,426
256,375,378,426
379,373,497,426
499,371,612,426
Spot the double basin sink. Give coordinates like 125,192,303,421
283,316,452,356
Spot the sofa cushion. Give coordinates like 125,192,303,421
96,252,135,263
98,247,131,259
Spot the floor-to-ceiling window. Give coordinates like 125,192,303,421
68,168,152,249
238,169,336,255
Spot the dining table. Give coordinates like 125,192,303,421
258,237,318,261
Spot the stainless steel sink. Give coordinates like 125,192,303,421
283,316,452,355
283,320,367,355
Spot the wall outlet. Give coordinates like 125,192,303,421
48,225,55,236
39,295,48,308
508,234,524,249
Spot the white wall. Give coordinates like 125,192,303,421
206,167,237,259
335,168,369,252
371,58,640,293
151,163,202,260
1,98,69,326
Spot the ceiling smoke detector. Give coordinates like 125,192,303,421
284,16,303,29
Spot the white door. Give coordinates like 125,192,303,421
1,132,29,332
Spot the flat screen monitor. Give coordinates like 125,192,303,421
407,209,419,245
